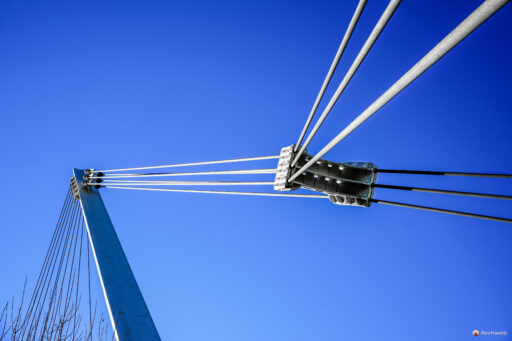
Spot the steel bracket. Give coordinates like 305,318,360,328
274,145,377,207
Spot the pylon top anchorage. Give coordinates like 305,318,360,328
71,169,102,193
274,145,377,207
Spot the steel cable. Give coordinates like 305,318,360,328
374,183,512,200
371,198,512,223
293,0,401,166
91,180,275,186
102,185,329,198
91,168,278,179
19,189,72,338
22,191,75,340
295,0,367,151
376,169,512,178
289,0,510,183
95,155,280,173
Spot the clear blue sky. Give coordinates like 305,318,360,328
1,0,511,340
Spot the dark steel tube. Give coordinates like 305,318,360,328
370,199,512,223
376,169,512,178
374,183,512,200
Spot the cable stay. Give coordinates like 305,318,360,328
14,3,512,341
289,0,509,182
9,188,111,340
99,185,329,199
371,199,512,224
376,169,512,178
74,0,510,224
94,155,280,173
88,180,275,186
90,168,277,179
295,0,367,151
293,0,401,167
81,140,511,224
374,183,512,201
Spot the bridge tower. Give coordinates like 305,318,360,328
72,168,161,341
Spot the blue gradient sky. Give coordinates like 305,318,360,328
1,1,511,340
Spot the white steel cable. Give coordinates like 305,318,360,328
292,0,401,167
95,155,279,173
102,186,329,198
289,0,509,183
90,169,278,179
294,0,367,152
89,181,275,186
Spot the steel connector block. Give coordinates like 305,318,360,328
274,145,377,207
70,169,101,201
274,145,301,191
